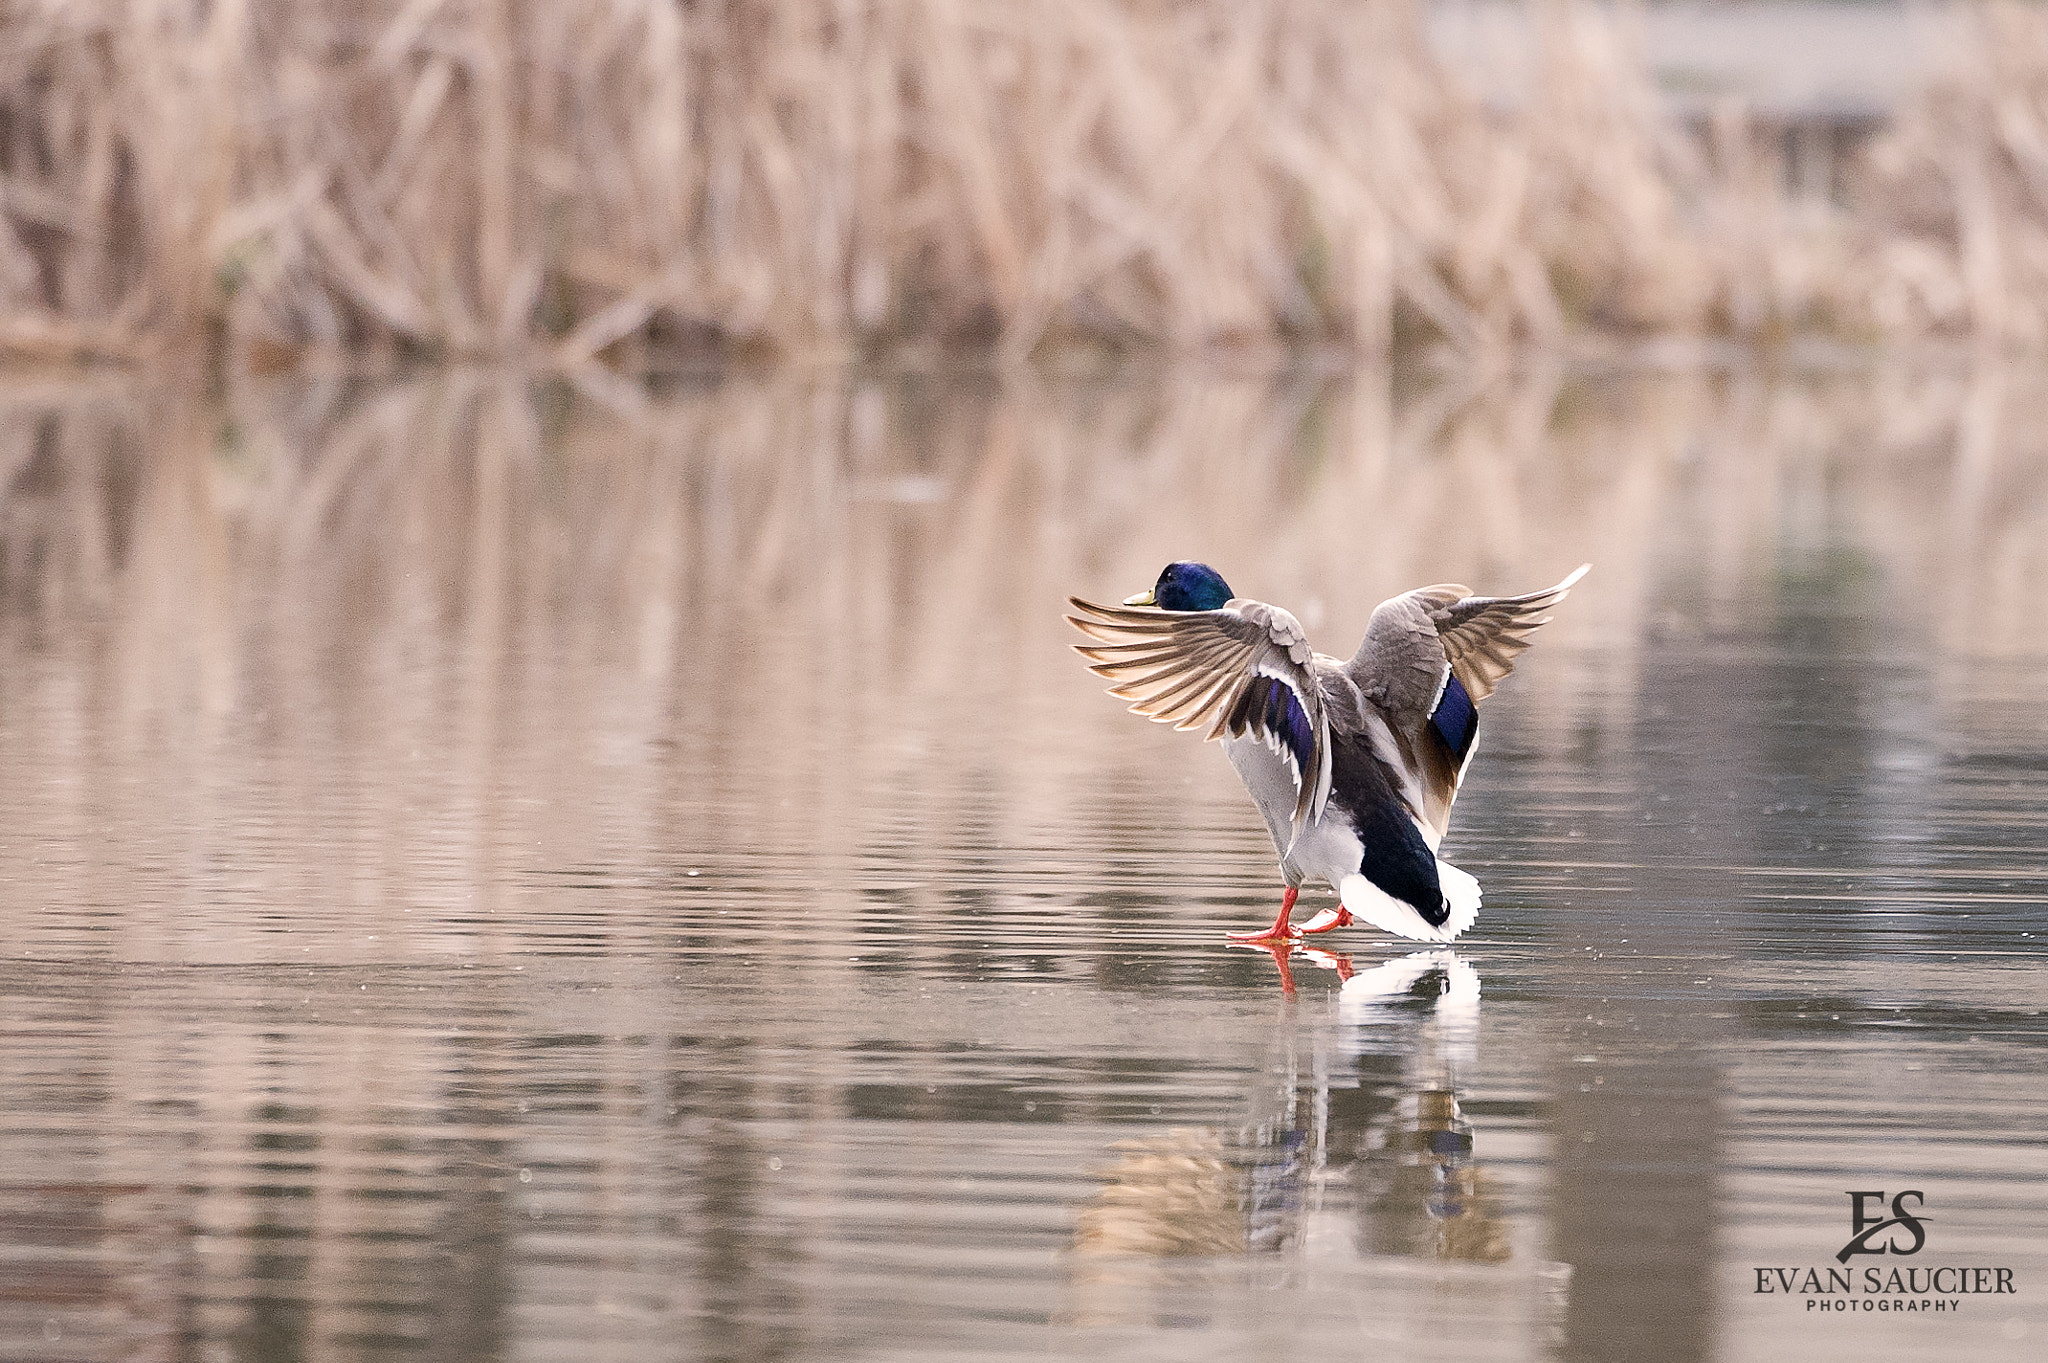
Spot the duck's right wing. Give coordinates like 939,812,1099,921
1067,595,1334,825
1348,565,1589,837
1354,565,1588,719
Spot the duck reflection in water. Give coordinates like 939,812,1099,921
1333,951,1506,1263
1070,951,1506,1282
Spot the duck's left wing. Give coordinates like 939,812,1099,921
1067,596,1334,824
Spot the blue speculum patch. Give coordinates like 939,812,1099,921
1231,675,1316,780
1430,672,1479,763
1266,677,1316,777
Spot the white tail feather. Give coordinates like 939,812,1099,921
1436,860,1482,939
1339,859,1482,943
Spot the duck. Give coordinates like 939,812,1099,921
1067,562,1587,944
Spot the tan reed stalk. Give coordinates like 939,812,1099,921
0,0,2043,365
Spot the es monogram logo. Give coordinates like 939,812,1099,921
1837,1190,1928,1264
1751,1186,2015,1310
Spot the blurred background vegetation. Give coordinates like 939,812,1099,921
1,0,2045,371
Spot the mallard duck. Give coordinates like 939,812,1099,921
1067,562,1587,944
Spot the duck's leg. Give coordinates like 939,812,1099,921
1226,886,1300,943
1295,906,1355,935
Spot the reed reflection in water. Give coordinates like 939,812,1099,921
0,363,2043,1361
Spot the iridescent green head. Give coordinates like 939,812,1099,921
1125,561,1233,612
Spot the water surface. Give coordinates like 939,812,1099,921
0,365,2043,1361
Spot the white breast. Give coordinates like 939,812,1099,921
1282,815,1367,890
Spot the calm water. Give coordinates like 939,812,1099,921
0,365,2043,1362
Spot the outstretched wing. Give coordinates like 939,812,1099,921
1349,565,1589,838
1067,595,1334,824
1430,565,1590,703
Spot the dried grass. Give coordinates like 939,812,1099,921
1,0,2047,365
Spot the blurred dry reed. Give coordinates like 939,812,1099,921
2,0,2048,367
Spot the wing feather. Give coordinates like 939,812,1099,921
1066,595,1333,824
1430,564,1589,701
1347,565,1588,840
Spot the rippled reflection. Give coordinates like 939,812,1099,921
0,364,2045,1361
1063,951,1562,1349
1336,953,1503,1264
1071,953,1495,1267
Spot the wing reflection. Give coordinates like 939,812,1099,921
1071,1128,1246,1258
1070,951,1506,1270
